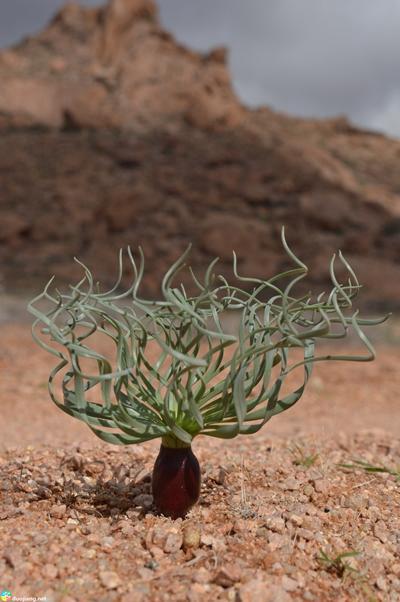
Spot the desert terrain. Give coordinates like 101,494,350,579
1,0,400,600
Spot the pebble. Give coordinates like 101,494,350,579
200,534,219,547
137,568,154,581
32,533,48,545
149,546,164,560
256,527,269,538
268,532,290,551
342,494,367,511
313,479,330,494
121,523,135,537
133,494,153,510
163,531,183,554
66,518,79,526
303,484,314,497
376,576,388,591
101,536,115,550
297,528,314,541
121,589,150,602
43,564,58,579
239,581,291,602
374,521,389,543
150,527,168,548
288,513,303,527
391,562,400,576
188,583,210,601
265,515,285,534
281,477,300,491
182,524,201,550
49,503,66,519
192,567,212,584
281,575,299,592
238,579,266,602
99,570,121,590
3,551,21,569
214,564,242,587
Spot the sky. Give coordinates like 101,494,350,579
0,0,400,137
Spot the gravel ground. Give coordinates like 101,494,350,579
1,433,400,601
1,321,400,601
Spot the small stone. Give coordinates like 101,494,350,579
50,504,67,519
201,534,218,547
121,590,150,602
391,562,400,576
192,567,212,584
101,536,115,550
188,583,209,601
66,518,79,526
133,493,153,510
231,519,248,533
137,568,154,581
313,479,329,494
265,515,285,534
239,579,266,602
281,477,300,491
149,546,164,560
303,484,314,497
182,524,201,550
216,466,228,486
342,494,367,511
376,576,388,591
163,531,183,554
288,514,303,527
121,524,135,537
150,527,168,548
374,521,388,543
267,532,289,551
99,571,121,590
256,527,269,538
297,528,314,541
281,575,298,592
32,533,48,545
302,516,322,531
3,551,21,569
214,564,241,587
43,564,58,579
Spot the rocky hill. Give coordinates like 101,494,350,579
0,0,399,309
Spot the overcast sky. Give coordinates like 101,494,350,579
1,0,400,136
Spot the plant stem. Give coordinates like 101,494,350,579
161,434,191,449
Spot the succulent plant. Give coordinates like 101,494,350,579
28,229,388,518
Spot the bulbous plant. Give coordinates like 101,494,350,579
28,230,388,519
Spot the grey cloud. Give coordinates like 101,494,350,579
0,0,101,48
158,0,400,134
1,0,399,136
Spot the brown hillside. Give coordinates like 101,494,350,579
0,0,399,309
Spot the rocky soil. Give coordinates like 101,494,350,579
0,0,399,308
1,431,400,601
0,318,400,601
1,4,400,593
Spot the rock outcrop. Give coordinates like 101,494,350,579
0,0,399,309
0,0,242,131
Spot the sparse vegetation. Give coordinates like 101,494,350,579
28,228,388,518
317,549,360,579
339,459,400,481
290,442,319,468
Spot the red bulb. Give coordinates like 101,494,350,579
152,444,201,519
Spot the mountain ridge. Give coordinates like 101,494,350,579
0,0,399,308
